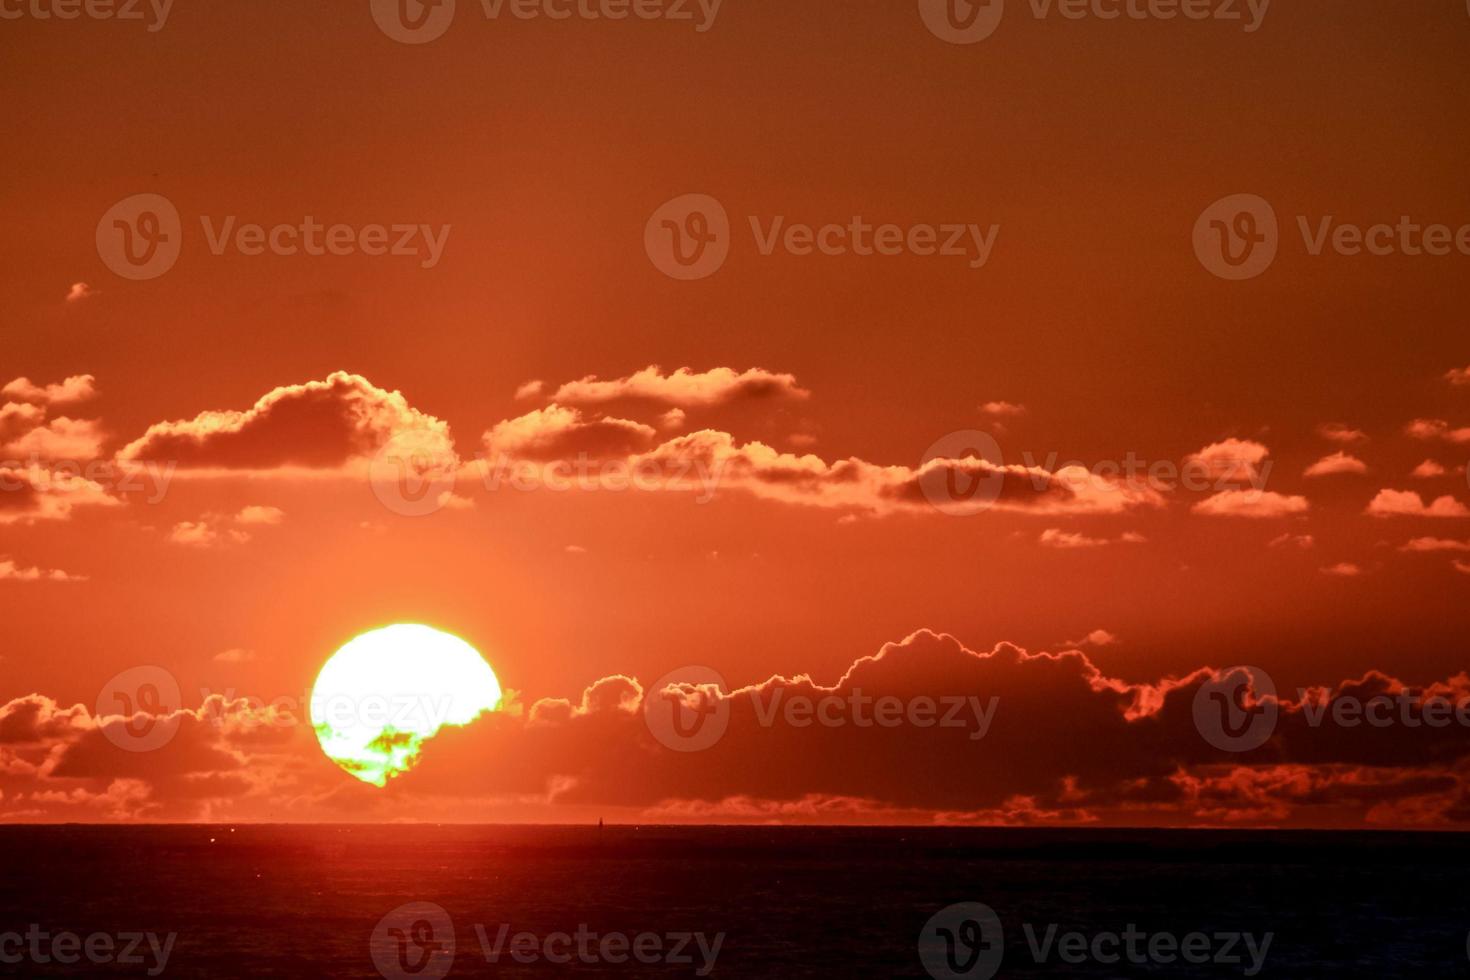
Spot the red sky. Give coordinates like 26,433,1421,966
3,0,1470,827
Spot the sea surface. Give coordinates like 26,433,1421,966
0,825,1465,977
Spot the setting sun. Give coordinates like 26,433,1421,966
310,624,502,787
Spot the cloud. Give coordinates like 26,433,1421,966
1365,490,1470,519
1066,629,1119,647
65,283,95,304
1269,533,1315,549
1039,529,1144,549
0,402,45,440
1192,489,1309,519
1186,438,1271,483
169,521,249,548
1456,561,1470,576
0,557,87,583
1412,460,1447,479
0,693,303,822
2,375,98,406
514,380,545,400
1303,452,1367,478
980,401,1026,418
1039,529,1108,549
0,465,120,525
1407,419,1470,444
9,632,1470,827
213,649,255,664
484,406,658,462
436,491,475,511
234,505,285,526
1318,423,1368,445
1446,367,1470,387
548,366,810,408
1321,563,1364,578
614,430,1166,517
1399,537,1470,553
118,372,454,472
0,417,106,460
169,506,287,546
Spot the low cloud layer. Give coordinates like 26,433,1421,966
5,632,1469,828
117,372,453,472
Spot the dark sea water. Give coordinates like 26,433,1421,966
0,825,1466,977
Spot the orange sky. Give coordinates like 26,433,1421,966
3,0,1470,827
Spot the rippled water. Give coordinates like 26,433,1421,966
0,825,1464,976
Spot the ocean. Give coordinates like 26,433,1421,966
0,825,1464,977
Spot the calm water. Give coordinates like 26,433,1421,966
0,825,1465,977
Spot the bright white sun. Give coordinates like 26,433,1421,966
310,624,502,787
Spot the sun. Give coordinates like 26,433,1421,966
310,624,502,787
